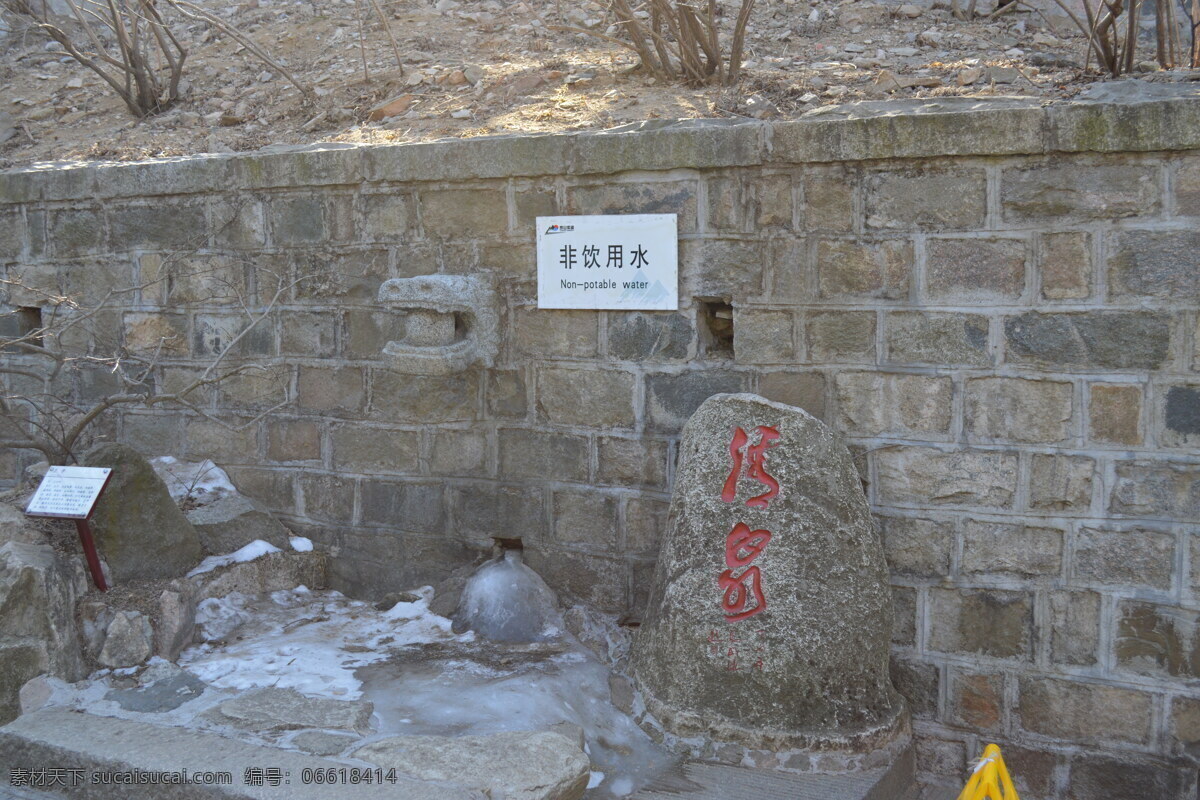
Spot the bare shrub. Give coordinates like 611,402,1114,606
4,0,187,118
557,0,756,87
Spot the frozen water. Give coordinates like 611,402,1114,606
186,539,282,577
453,549,563,643
288,535,314,552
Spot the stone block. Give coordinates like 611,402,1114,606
280,311,337,357
876,447,1018,508
606,311,692,361
522,547,627,614
420,187,509,239
948,670,1005,732
1066,754,1187,800
707,172,792,233
108,202,206,249
1170,696,1200,758
1108,229,1200,298
885,311,990,367
512,186,557,232
836,372,953,437
816,238,911,300
222,467,295,512
120,413,185,457
332,426,420,473
48,208,104,257
889,657,938,719
758,371,826,418
926,237,1027,301
1030,454,1094,513
929,588,1032,660
732,308,795,364
538,367,635,428
184,419,258,464
142,253,248,306
1005,311,1171,371
514,306,598,358
644,370,749,434
961,521,1063,578
297,366,365,413
992,744,1061,800
878,515,953,578
965,377,1073,443
573,119,762,176
1177,156,1200,215
1159,384,1200,448
210,197,266,249
806,311,876,362
192,313,273,358
267,418,321,462
487,369,527,419
804,166,855,232
597,436,668,489
295,247,391,302
0,210,26,260
298,473,356,522
1002,163,1160,223
235,144,363,188
360,480,444,532
449,484,546,547
1074,526,1175,590
625,496,669,553
1089,383,1143,445
498,428,588,482
764,239,811,303
1117,601,1200,680
269,196,326,244
679,238,766,299
891,587,917,646
865,168,986,231
370,370,480,423
1040,231,1092,300
1019,677,1153,746
430,429,489,477
1049,590,1101,666
365,132,570,183
362,192,416,241
218,368,289,411
552,490,618,550
915,737,966,779
568,181,698,233
1110,460,1200,519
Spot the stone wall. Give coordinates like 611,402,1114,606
3,87,1200,797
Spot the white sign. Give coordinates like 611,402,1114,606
25,466,112,519
536,214,678,310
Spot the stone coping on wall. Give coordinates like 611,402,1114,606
2,80,1200,204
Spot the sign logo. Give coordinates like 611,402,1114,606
545,224,575,234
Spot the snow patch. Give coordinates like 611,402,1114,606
187,539,282,577
289,535,314,552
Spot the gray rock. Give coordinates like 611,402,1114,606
0,503,42,547
97,611,153,668
353,730,590,800
82,443,203,582
206,687,373,734
607,674,634,715
185,493,290,554
78,599,114,660
292,730,359,756
630,393,905,752
105,670,206,712
156,581,197,660
376,274,498,374
189,551,327,601
0,542,87,723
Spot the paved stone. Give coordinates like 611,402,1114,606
291,730,359,756
205,687,373,734
630,393,905,754
353,730,589,800
0,708,484,799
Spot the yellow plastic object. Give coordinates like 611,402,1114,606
957,744,1020,800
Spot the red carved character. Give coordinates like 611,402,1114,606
720,425,781,508
719,565,767,622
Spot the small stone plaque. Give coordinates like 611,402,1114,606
25,466,112,520
536,214,678,310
